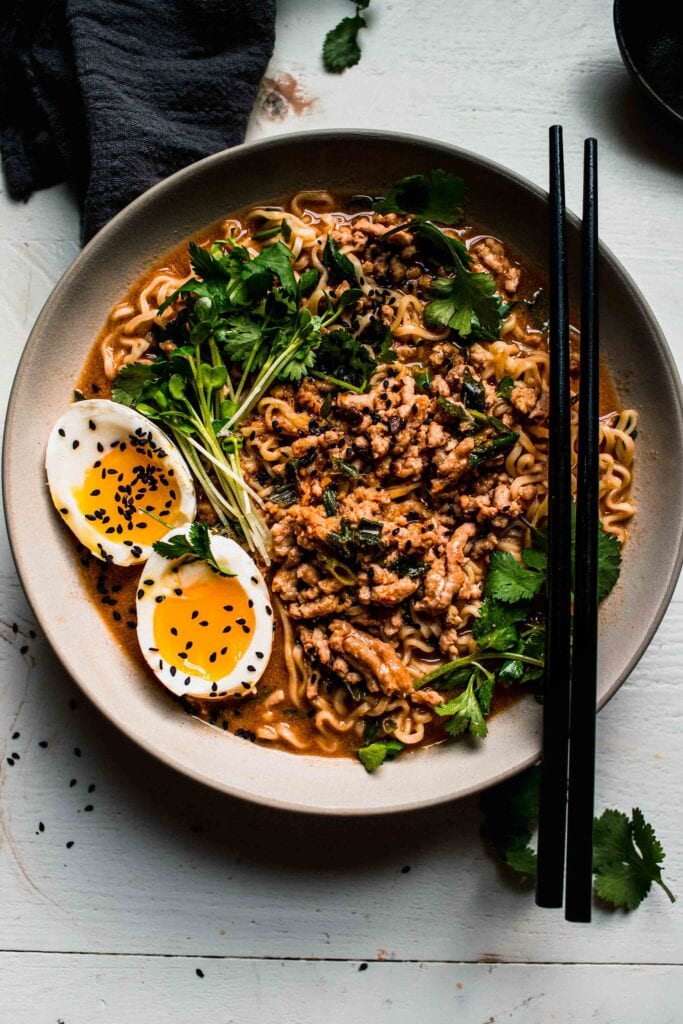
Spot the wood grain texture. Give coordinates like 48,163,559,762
3,954,683,1024
1,0,682,1015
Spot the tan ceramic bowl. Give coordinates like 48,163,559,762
4,131,683,814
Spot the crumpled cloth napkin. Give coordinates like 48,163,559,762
0,0,275,241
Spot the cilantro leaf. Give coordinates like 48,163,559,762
435,671,490,738
112,362,154,406
472,598,527,652
357,738,404,772
480,765,540,880
425,268,504,340
481,772,676,910
152,522,235,577
322,235,358,286
485,549,546,603
298,267,320,297
597,525,622,600
593,808,676,910
215,315,264,367
247,241,297,301
373,170,465,225
323,10,367,73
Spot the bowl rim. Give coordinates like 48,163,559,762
4,127,683,815
613,0,683,128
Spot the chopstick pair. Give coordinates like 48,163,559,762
535,127,599,922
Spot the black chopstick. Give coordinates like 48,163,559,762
535,125,573,909
565,139,600,922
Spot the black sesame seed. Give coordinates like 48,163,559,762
72,440,79,449
66,841,74,849
84,804,94,812
38,740,48,749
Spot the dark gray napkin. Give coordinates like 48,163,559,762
0,0,275,242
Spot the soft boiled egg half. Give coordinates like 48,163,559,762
136,526,273,700
46,399,196,565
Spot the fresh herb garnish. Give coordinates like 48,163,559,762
480,768,676,910
496,375,515,401
372,171,505,341
485,548,547,603
425,259,505,341
357,738,404,773
434,667,493,738
323,1,370,74
373,170,465,225
152,522,235,577
593,807,676,909
113,236,366,561
322,235,358,286
314,328,376,392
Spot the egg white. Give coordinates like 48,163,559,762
46,399,196,565
136,526,274,700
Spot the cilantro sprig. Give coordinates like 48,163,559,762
372,172,506,340
323,1,370,73
593,807,676,909
152,522,235,578
113,237,364,561
481,767,676,911
357,738,404,773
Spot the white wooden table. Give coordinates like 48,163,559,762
2,2,682,1020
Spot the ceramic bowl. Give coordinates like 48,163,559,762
5,130,683,814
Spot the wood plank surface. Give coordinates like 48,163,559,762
1,0,682,1016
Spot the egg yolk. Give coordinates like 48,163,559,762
73,440,181,545
153,574,256,684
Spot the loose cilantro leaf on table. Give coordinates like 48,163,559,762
323,2,369,73
152,522,235,577
593,808,676,910
481,770,676,910
357,738,404,773
480,765,540,879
